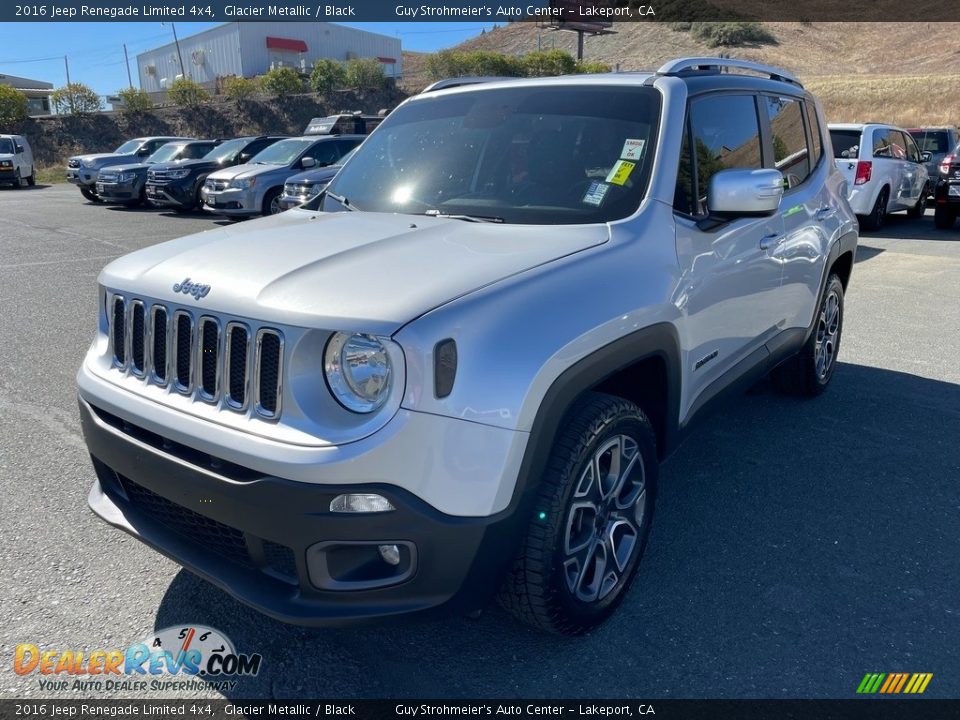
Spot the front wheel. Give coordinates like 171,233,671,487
80,187,101,203
26,166,36,186
772,273,844,397
498,393,657,635
262,187,283,216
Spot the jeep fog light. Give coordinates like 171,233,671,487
330,493,395,513
378,544,401,566
324,332,393,413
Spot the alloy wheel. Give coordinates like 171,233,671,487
563,434,647,604
814,289,841,380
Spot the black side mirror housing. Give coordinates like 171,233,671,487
15,145,24,154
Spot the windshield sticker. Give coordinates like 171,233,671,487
620,139,646,161
606,160,636,186
582,181,610,206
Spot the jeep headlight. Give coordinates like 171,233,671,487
324,332,393,413
230,177,256,189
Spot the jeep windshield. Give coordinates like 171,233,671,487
321,84,661,225
248,138,315,166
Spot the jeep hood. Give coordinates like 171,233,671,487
99,210,608,334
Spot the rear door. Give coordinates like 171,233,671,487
871,127,912,211
898,130,927,202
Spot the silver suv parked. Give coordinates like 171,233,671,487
78,59,857,635
67,137,192,202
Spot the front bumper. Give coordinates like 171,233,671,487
80,396,518,625
67,168,97,188
96,180,141,203
0,167,16,182
278,192,312,211
201,186,259,216
145,180,192,208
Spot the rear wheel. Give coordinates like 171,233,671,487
498,392,657,635
934,205,956,230
772,273,844,397
859,187,888,231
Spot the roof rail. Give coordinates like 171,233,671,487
421,76,518,93
657,57,802,88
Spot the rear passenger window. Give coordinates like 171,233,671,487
675,94,763,216
764,96,811,189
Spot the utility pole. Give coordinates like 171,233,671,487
123,44,133,87
171,23,186,79
63,55,74,113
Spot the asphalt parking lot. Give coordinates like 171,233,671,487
1,184,958,700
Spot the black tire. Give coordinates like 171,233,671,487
12,169,22,189
262,187,283,216
907,190,927,219
498,392,658,635
859,187,888,231
933,205,956,230
80,187,101,203
26,166,36,186
771,273,845,397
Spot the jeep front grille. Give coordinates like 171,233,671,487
109,295,283,420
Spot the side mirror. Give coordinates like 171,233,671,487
300,157,317,169
921,151,932,163
15,145,24,154
137,147,151,157
238,153,251,164
708,168,784,218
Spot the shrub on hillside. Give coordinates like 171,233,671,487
116,87,152,114
222,76,259,103
523,50,577,77
51,83,103,115
259,67,304,97
690,22,777,47
167,77,209,108
576,61,612,74
345,58,386,91
0,85,28,129
309,58,347,94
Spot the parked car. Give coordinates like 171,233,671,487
96,140,217,207
907,127,960,194
932,142,960,229
278,145,360,210
0,134,35,187
145,136,288,213
303,113,386,136
201,135,364,217
828,123,928,230
78,58,857,635
67,137,192,202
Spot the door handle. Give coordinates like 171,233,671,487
816,206,836,221
760,233,783,250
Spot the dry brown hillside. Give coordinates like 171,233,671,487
402,22,960,126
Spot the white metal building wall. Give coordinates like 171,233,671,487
136,23,402,93
137,24,243,93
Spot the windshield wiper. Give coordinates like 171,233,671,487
424,210,504,223
324,189,359,211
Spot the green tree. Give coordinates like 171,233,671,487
0,85,28,129
576,61,612,74
309,58,347,94
51,82,103,115
690,22,777,48
345,58,386,91
116,87,152,114
259,67,304,97
222,76,259,103
425,50,470,80
167,77,209,108
522,50,577,77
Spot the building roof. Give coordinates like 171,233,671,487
0,73,54,91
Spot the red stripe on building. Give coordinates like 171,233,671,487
266,37,308,52
377,57,397,64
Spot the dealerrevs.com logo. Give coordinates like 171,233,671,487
13,625,262,693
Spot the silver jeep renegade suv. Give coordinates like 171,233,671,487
78,58,857,635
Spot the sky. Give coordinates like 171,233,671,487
0,22,496,96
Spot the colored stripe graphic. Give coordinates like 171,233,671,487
857,673,932,694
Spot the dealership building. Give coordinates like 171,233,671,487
136,22,402,93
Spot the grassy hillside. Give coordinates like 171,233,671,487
402,22,960,126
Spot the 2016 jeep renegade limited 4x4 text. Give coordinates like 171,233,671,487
78,59,857,635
